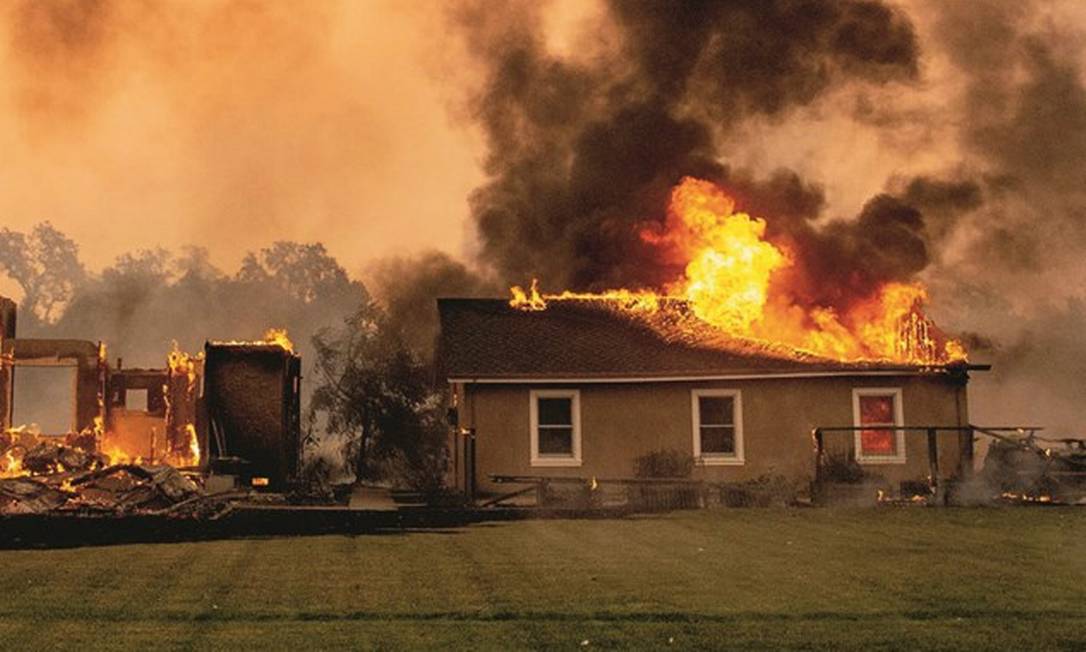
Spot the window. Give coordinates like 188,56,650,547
852,388,905,464
126,389,149,412
691,389,744,465
529,390,581,467
12,366,77,435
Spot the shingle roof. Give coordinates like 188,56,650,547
437,298,964,380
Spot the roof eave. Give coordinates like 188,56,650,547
447,364,988,384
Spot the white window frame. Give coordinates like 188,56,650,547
852,387,906,464
691,389,744,466
529,389,582,467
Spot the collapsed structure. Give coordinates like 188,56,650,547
0,297,302,515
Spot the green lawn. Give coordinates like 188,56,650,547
1,508,1084,650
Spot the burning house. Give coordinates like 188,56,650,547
0,296,303,515
439,297,984,498
439,178,991,501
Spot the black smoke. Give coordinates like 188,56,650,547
443,0,1086,433
454,0,930,312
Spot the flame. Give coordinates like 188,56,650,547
651,178,788,332
208,328,294,352
0,449,26,478
1,424,34,478
167,342,200,383
101,443,142,466
509,280,547,311
164,343,202,467
1000,492,1054,503
263,328,294,352
510,177,967,365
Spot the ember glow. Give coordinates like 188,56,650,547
511,178,966,365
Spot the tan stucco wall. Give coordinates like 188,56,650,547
456,375,969,493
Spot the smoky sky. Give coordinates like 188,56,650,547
451,0,1086,432
457,0,933,315
0,0,482,278
3,1,1086,432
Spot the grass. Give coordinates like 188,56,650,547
0,508,1084,650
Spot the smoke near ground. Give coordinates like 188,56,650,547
0,229,368,427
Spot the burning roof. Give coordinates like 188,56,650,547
437,298,980,381
485,177,970,371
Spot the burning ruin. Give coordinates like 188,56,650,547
510,177,966,366
0,300,302,516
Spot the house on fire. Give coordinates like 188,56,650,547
438,297,986,496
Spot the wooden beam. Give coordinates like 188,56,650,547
479,485,536,508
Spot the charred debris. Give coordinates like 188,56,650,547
0,296,304,518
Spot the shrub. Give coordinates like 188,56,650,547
634,449,695,478
720,474,797,507
297,453,336,501
821,450,866,484
378,447,449,496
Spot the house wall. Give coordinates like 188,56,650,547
456,374,969,494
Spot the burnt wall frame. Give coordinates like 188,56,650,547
0,339,104,433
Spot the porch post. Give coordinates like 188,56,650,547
927,428,939,495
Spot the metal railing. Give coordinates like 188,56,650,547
812,424,1042,496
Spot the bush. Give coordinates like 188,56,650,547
378,447,449,496
634,449,695,478
821,450,866,484
719,474,797,507
297,453,336,501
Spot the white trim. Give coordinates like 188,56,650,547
451,370,932,385
691,389,744,466
852,387,906,464
529,389,582,467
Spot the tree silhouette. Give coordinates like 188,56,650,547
0,222,86,325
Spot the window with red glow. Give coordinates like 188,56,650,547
859,394,898,456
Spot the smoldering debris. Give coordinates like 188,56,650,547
0,436,242,518
979,431,1086,504
0,459,208,517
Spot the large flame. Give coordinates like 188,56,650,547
510,177,966,365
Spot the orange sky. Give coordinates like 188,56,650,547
1,0,1082,288
0,0,486,277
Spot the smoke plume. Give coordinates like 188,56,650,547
456,0,927,311
448,0,1086,432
